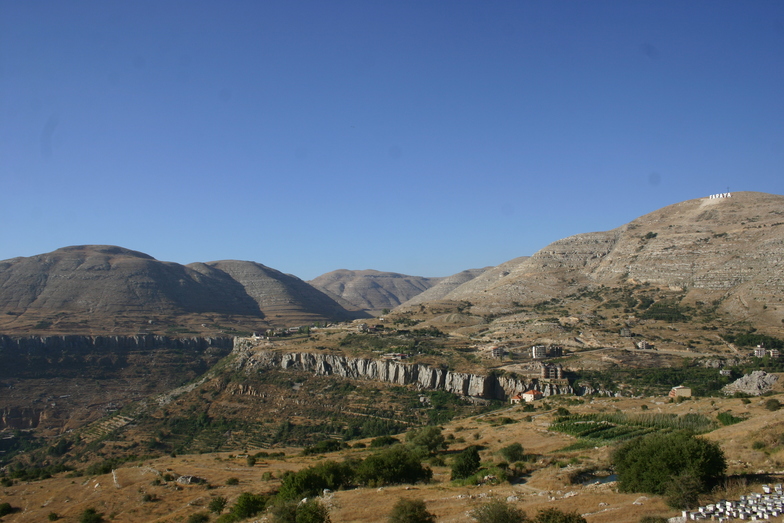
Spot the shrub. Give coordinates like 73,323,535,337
612,432,726,496
716,411,744,426
48,513,60,521
209,496,228,514
0,503,15,517
639,517,668,523
269,498,331,523
226,477,239,486
499,443,525,463
355,445,432,487
766,398,781,411
278,460,354,500
406,426,446,456
79,508,104,523
187,513,211,523
370,435,400,448
294,498,331,523
302,439,343,455
246,455,257,467
533,507,587,522
663,472,703,509
269,499,298,523
451,446,481,480
231,492,269,519
470,498,527,523
387,498,436,523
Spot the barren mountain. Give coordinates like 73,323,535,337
198,260,364,322
0,246,359,335
398,267,490,307
421,191,784,326
309,269,440,313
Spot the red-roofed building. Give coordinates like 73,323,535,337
521,390,543,403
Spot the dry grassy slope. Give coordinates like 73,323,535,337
309,269,441,313
426,192,784,325
7,392,784,523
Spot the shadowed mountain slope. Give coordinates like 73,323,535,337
0,246,361,334
198,260,362,322
309,269,441,313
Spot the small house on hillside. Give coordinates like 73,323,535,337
669,385,692,398
510,393,524,405
521,390,544,403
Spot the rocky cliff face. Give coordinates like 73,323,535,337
0,335,235,433
233,338,574,400
0,334,233,352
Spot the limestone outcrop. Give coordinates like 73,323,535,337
722,370,779,396
233,338,573,400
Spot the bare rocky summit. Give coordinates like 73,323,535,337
413,192,784,326
309,269,440,313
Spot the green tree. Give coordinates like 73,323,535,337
269,499,299,523
231,492,269,519
269,498,331,523
209,496,228,514
499,443,525,463
355,445,432,486
278,461,354,500
612,432,726,495
295,499,331,523
451,446,481,480
387,498,436,523
470,498,527,523
406,426,447,456
0,503,15,517
247,455,257,467
79,508,104,523
370,435,400,447
187,513,210,523
663,472,703,509
766,398,781,411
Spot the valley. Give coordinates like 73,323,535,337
2,192,784,522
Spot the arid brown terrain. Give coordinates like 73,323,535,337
2,192,784,522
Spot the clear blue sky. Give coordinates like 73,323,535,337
2,1,783,280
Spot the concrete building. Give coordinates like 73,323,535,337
540,363,564,380
669,385,692,398
531,345,547,359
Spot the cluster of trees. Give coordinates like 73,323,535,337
279,444,433,500
384,497,586,523
613,431,726,509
